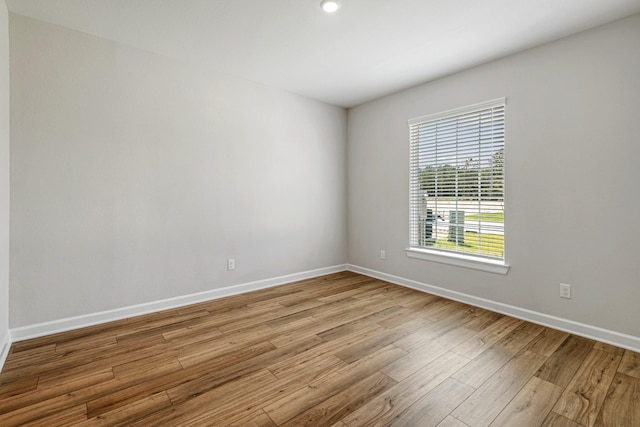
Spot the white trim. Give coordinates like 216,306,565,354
10,263,639,353
406,248,509,275
408,97,506,125
10,264,347,342
0,330,10,372
346,264,640,353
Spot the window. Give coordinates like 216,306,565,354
408,98,507,273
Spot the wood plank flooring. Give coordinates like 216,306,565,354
0,271,638,426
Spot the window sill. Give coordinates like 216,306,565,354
406,248,510,275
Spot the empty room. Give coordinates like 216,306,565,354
1,0,639,426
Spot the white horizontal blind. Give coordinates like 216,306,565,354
409,99,505,260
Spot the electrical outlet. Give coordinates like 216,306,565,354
560,283,571,299
379,249,386,260
227,259,235,271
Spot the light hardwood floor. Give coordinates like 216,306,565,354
0,272,638,426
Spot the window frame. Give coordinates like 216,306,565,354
406,98,509,275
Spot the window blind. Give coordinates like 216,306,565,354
409,98,505,260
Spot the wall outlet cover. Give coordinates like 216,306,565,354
560,283,571,299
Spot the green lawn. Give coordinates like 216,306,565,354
430,232,504,258
464,212,504,223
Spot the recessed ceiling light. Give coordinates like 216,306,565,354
320,0,341,13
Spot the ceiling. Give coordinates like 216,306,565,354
6,0,640,108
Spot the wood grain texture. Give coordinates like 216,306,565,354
451,322,544,388
535,335,595,387
263,345,405,425
0,272,636,426
594,373,640,427
453,350,548,426
490,377,563,426
618,350,640,379
381,325,475,382
593,341,625,356
452,315,522,359
344,351,470,427
387,378,474,427
525,328,570,357
541,412,583,427
437,416,471,427
552,348,622,427
281,371,396,427
226,410,277,427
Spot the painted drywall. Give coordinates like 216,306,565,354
9,14,347,327
347,14,640,338
0,1,10,357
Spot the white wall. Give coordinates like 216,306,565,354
8,9,640,345
9,14,347,328
348,14,640,338
0,1,10,358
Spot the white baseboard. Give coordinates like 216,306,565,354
0,330,11,373
9,263,639,353
10,264,348,342
347,264,640,353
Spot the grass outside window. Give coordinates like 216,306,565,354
429,232,504,258
464,212,504,223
